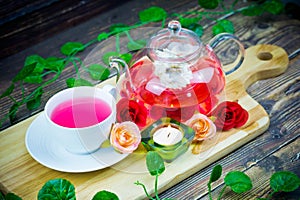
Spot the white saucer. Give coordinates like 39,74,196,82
25,113,128,173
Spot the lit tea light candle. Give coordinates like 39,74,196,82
153,125,183,146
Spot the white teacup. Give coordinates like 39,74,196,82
44,86,116,154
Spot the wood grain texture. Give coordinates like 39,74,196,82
0,0,130,59
0,0,299,199
0,44,289,199
0,0,198,130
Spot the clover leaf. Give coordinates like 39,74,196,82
88,64,110,81
212,20,234,36
61,42,85,56
198,0,219,9
38,178,76,200
3,192,22,200
26,88,43,110
25,55,45,74
270,171,300,193
209,164,222,183
0,84,14,99
146,151,165,176
24,74,43,84
263,0,284,15
188,23,204,37
13,62,37,82
97,32,109,41
110,23,129,34
44,57,65,72
92,190,119,200
66,78,93,88
127,39,146,51
241,5,264,16
179,17,201,28
102,52,120,66
139,6,167,23
224,171,252,194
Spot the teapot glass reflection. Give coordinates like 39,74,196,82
110,20,245,129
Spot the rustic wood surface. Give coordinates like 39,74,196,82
0,44,289,199
0,0,299,199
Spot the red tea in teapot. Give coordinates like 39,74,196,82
113,20,244,128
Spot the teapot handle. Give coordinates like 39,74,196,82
208,33,245,75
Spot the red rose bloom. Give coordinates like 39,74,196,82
210,101,249,131
116,98,148,128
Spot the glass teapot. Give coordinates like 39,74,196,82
110,20,245,129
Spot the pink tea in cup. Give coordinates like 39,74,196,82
51,97,112,128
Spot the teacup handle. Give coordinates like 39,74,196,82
102,84,117,99
208,33,245,75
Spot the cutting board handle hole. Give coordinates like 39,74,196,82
257,52,273,61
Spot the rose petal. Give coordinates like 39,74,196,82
110,122,141,154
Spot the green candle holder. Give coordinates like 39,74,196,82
141,117,195,163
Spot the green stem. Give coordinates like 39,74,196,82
124,31,135,43
135,182,154,200
20,81,25,99
155,175,160,200
83,38,98,48
23,71,61,104
217,186,227,200
207,182,213,200
115,33,120,53
8,95,17,104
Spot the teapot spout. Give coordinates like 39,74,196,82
109,57,136,91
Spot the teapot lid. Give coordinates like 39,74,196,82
148,20,203,63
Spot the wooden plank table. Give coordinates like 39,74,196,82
1,0,299,199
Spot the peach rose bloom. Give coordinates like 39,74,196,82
110,121,141,153
185,113,216,141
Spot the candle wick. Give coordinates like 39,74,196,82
167,132,170,138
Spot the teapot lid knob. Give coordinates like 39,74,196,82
168,20,181,35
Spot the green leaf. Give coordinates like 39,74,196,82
224,171,252,193
241,5,264,16
139,6,167,23
0,84,14,99
38,178,76,200
88,64,110,80
66,78,93,88
127,39,146,51
209,164,222,183
26,89,43,110
4,193,22,200
25,55,45,74
188,23,204,37
97,32,109,41
270,171,300,192
120,53,133,64
13,63,37,82
263,0,284,15
9,103,20,122
61,42,85,56
198,0,219,9
92,190,119,200
146,151,165,176
110,23,129,33
44,57,65,72
102,52,120,65
212,20,234,36
24,74,43,84
179,17,201,27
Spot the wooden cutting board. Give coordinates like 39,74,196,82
0,44,289,199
